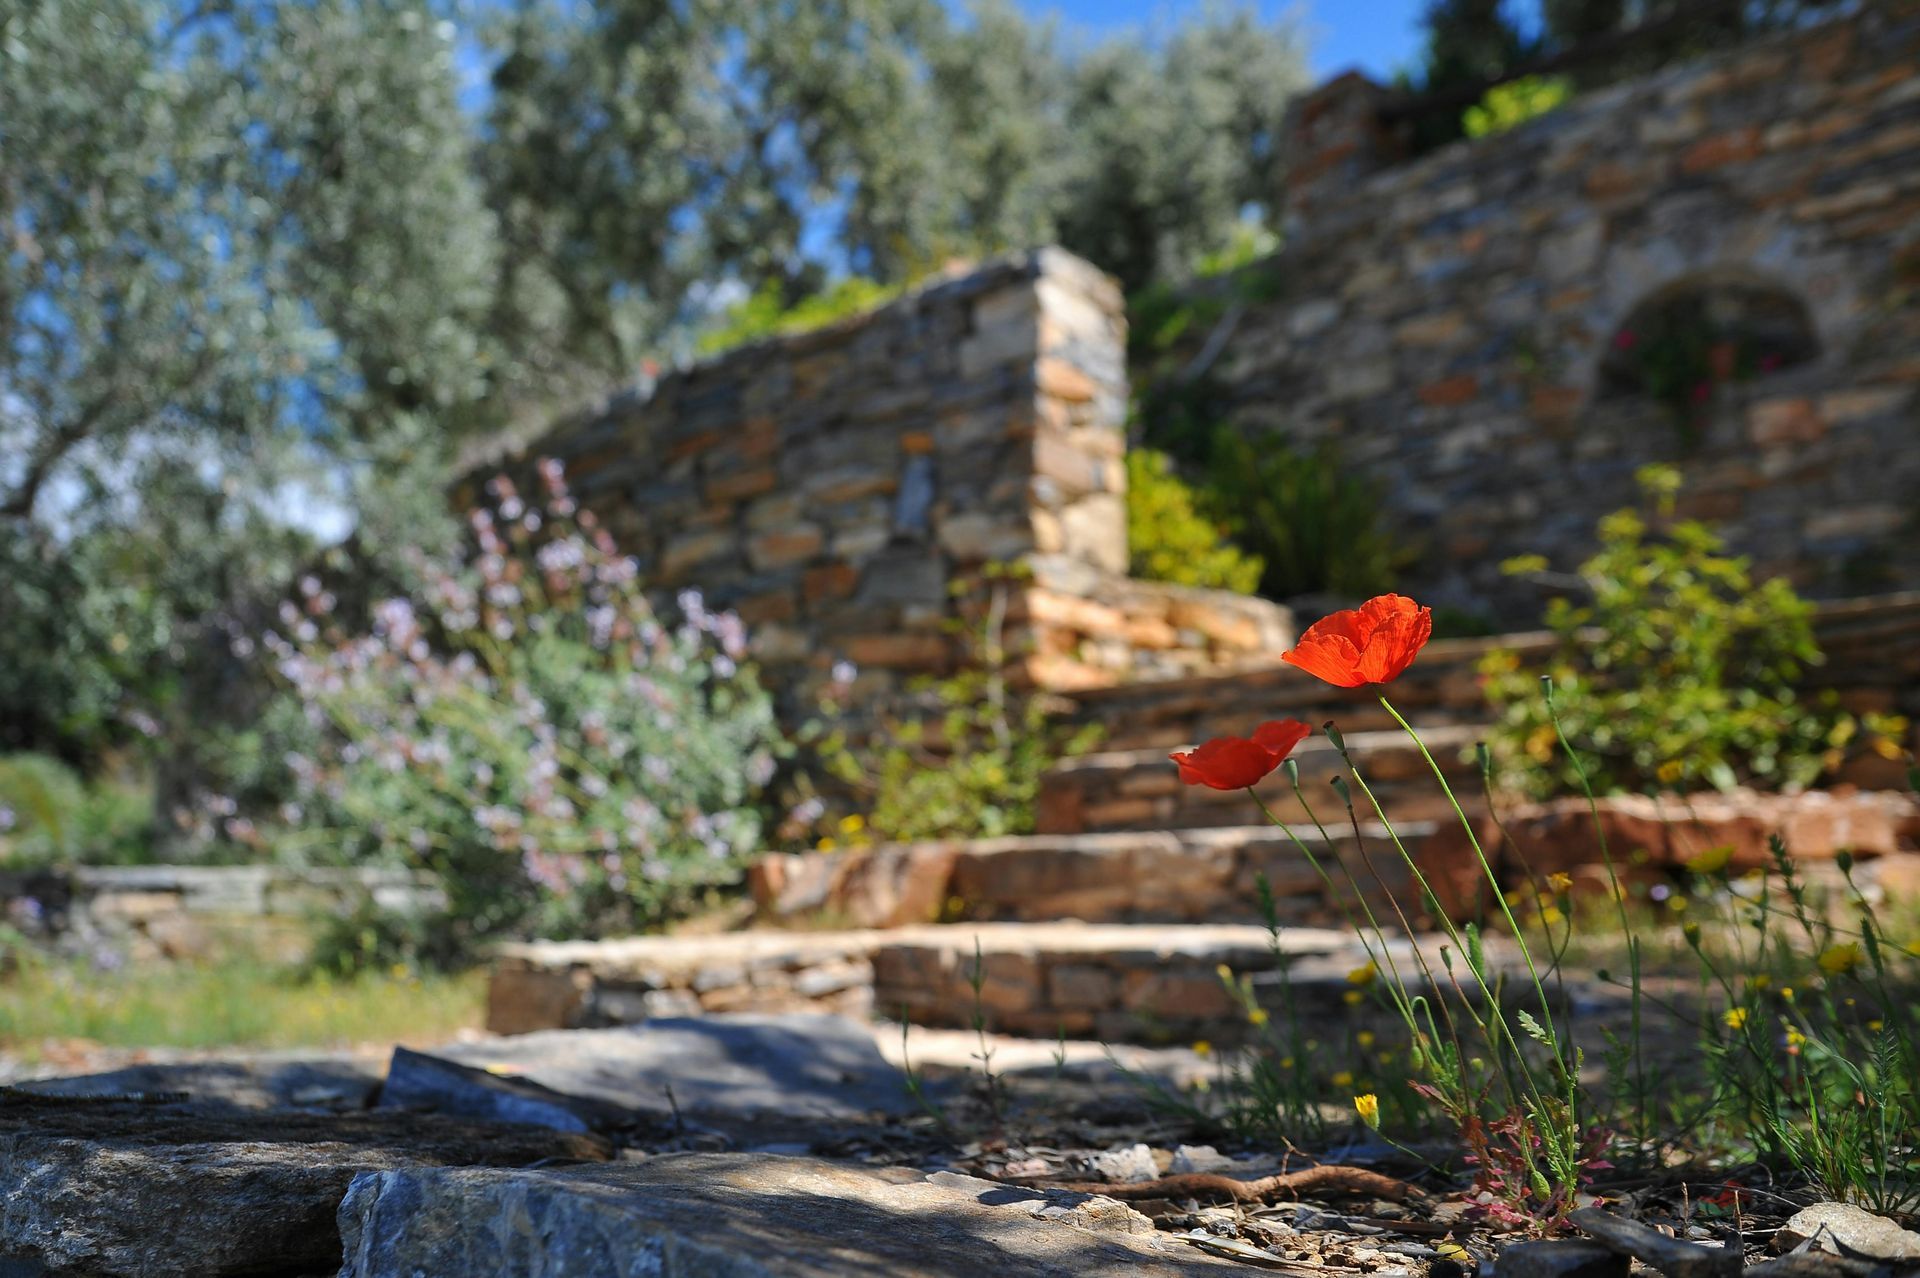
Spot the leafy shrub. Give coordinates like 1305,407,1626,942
268,462,783,963
0,753,157,867
791,576,1098,848
1483,465,1863,798
1462,75,1571,139
695,276,903,357
1125,450,1263,595
1205,431,1412,601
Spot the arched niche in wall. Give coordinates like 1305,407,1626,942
1597,274,1820,435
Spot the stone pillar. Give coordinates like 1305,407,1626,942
1027,248,1130,576
1279,72,1402,226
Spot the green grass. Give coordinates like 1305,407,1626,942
0,956,484,1061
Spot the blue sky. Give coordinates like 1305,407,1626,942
1017,0,1433,80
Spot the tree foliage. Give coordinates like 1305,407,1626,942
1,0,1306,816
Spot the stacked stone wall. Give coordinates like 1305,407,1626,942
474,249,1292,716
1231,3,1920,619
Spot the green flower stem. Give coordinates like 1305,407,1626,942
1378,694,1561,1050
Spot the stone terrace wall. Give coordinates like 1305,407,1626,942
473,250,1292,713
1230,4,1920,619
0,865,437,964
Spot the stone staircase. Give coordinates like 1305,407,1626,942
484,594,1920,1045
490,642,1499,1044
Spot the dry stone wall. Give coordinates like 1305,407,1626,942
476,250,1292,715
1235,3,1920,619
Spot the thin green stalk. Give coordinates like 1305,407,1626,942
1379,695,1560,1046
1540,680,1649,1133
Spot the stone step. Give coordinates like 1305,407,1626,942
1039,724,1488,835
488,921,1436,1046
746,821,1439,931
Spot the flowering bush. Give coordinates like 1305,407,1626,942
268,462,782,964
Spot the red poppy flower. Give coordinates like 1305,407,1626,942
1170,719,1313,790
1281,594,1433,688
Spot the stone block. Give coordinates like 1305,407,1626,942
937,511,1033,562
802,562,860,603
704,467,778,504
659,528,736,580
843,632,951,671
485,963,593,1035
1681,126,1762,173
1394,310,1469,348
1747,397,1825,447
1036,356,1099,403
733,589,798,625
805,466,897,505
1119,969,1234,1022
746,525,825,572
1057,495,1127,574
1417,374,1479,407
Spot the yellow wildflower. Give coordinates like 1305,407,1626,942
1722,1007,1749,1030
1356,1031,1376,1048
1748,974,1771,992
1192,1040,1212,1057
838,813,865,835
1657,760,1685,785
1540,906,1565,927
1332,1070,1355,1088
1347,962,1378,987
815,836,838,852
1868,1019,1885,1032
1781,986,1795,1001
1817,943,1863,976
1354,1093,1381,1129
1684,845,1733,875
1343,990,1365,1006
1248,1008,1270,1027
1216,963,1234,981
1547,872,1573,894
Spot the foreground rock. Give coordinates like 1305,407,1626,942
412,1013,920,1139
0,1095,607,1278
10,1053,384,1112
1496,1240,1632,1278
1570,1207,1742,1278
1777,1204,1920,1263
339,1151,1243,1277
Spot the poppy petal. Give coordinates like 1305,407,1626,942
1282,634,1368,687
1170,735,1287,789
1251,719,1313,759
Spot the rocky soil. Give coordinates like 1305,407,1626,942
2,1013,1915,1278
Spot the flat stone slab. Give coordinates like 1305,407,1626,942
423,1014,918,1126
0,1096,607,1278
339,1151,1244,1277
10,1053,384,1112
